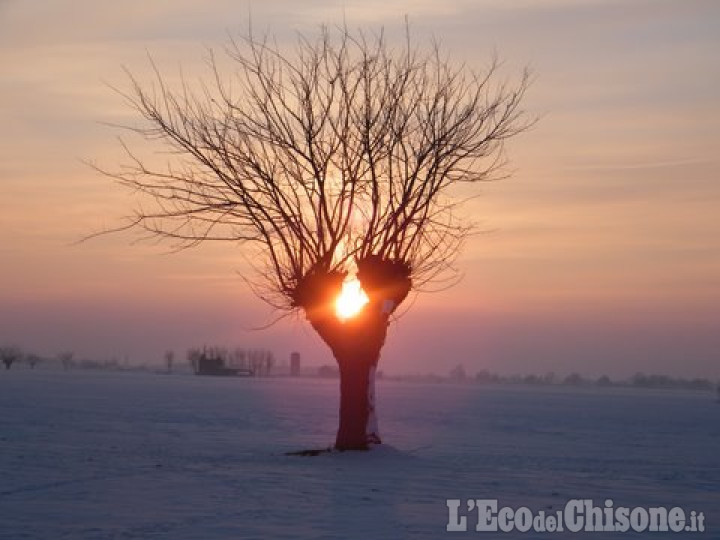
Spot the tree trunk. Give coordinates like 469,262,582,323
298,261,410,451
335,351,381,450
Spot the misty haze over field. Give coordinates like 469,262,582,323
1,1,719,379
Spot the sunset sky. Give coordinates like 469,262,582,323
1,0,718,378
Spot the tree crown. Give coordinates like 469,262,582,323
100,26,531,313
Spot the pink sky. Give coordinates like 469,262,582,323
1,0,719,378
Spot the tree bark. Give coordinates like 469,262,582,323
298,260,411,450
308,307,389,451
335,349,381,450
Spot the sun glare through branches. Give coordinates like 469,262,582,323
335,278,369,321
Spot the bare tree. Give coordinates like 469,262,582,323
0,346,22,370
450,363,467,381
266,352,275,376
164,350,175,373
26,353,42,370
246,349,274,376
229,347,247,370
99,26,530,450
58,351,74,371
187,347,202,375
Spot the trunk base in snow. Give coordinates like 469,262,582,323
296,259,412,451
335,359,381,451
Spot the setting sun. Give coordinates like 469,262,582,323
335,278,369,321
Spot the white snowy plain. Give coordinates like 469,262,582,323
1,369,718,539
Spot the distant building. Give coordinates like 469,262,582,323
196,352,252,377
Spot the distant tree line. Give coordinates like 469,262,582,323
0,346,124,371
0,344,280,376
0,346,70,371
370,364,718,393
470,368,716,392
2,342,716,395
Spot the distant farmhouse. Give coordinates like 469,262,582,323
195,354,251,377
188,347,272,377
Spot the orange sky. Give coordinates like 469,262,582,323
1,0,719,378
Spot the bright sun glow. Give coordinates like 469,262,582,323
335,278,369,321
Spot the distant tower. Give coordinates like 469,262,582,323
290,352,301,376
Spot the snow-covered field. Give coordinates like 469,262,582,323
1,369,718,539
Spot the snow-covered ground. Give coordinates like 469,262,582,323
1,369,718,539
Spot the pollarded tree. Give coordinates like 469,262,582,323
0,346,22,370
26,354,42,369
98,26,530,450
58,351,74,371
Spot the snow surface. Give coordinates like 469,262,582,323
1,369,718,539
